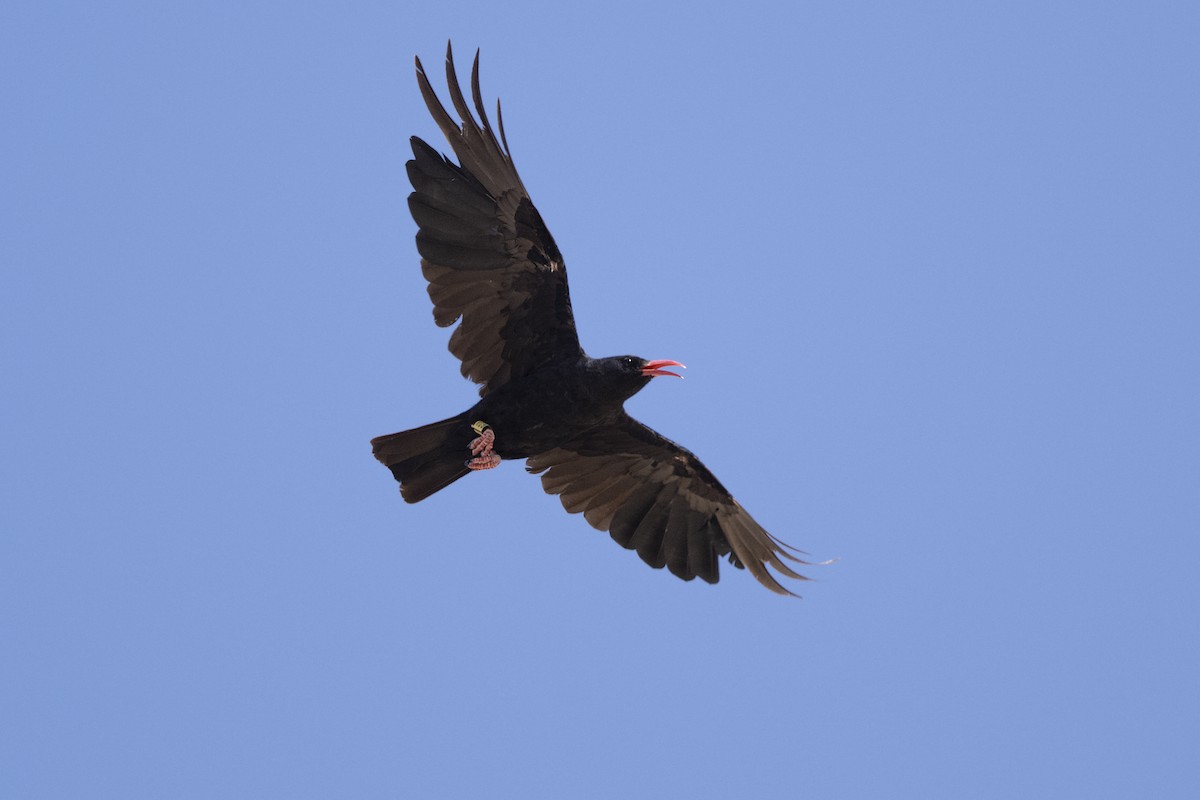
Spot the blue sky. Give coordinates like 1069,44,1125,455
3,1,1198,797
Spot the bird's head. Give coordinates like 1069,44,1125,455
595,355,686,402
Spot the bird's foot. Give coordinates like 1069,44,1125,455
466,421,500,470
469,423,494,456
466,452,501,470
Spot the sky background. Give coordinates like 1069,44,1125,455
3,1,1199,797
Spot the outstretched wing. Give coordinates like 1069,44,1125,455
526,415,815,595
407,44,581,396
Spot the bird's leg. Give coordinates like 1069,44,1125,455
466,421,500,470
468,421,495,456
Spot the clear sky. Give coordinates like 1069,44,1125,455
3,1,1198,797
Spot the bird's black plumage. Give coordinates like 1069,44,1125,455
372,43,815,595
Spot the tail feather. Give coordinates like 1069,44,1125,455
371,414,472,503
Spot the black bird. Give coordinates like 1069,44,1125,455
372,44,816,594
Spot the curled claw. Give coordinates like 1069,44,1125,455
466,421,499,470
469,427,495,456
466,453,501,470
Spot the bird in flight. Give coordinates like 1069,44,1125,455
373,43,817,595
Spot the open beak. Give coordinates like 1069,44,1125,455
641,359,686,379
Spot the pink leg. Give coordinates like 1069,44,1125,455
466,423,500,470
469,427,494,456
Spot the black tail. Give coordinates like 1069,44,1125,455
371,413,473,503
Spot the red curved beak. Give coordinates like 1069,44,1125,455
642,359,686,379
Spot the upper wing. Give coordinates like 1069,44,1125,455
526,415,815,595
408,44,581,396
